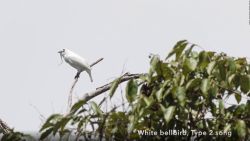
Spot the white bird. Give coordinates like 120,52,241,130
58,49,93,82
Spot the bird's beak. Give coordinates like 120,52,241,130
58,50,64,65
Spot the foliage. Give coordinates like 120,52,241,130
0,131,33,141
37,40,250,140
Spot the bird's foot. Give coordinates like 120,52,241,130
75,72,81,79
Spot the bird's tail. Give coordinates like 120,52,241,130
87,70,93,82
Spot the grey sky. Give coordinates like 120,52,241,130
0,0,249,132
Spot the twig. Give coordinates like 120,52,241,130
29,103,46,122
67,58,104,112
0,118,11,135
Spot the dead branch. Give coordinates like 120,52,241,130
67,58,104,111
0,118,11,135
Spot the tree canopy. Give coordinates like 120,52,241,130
1,40,250,141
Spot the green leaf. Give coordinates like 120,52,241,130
190,51,199,58
90,101,103,115
186,78,201,90
172,87,186,107
196,121,204,129
198,51,210,69
235,120,246,138
218,99,225,115
179,75,185,86
228,74,235,85
183,58,198,73
175,43,188,60
53,117,71,136
126,79,138,103
40,127,53,140
201,79,210,96
235,58,247,66
207,61,216,75
219,61,228,80
143,96,154,107
233,74,241,88
223,124,231,133
247,101,250,113
208,85,218,98
155,80,171,101
160,105,176,123
40,114,62,132
150,55,160,72
166,40,188,60
235,94,242,104
40,122,53,133
70,100,86,114
109,77,122,98
240,75,250,93
185,44,195,56
161,63,175,79
228,58,236,73
156,88,164,102
235,104,246,116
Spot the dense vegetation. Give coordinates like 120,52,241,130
1,40,250,141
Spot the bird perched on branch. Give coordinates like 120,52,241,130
58,49,93,82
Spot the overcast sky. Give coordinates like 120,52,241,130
0,0,249,132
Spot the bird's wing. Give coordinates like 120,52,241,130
67,54,91,70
